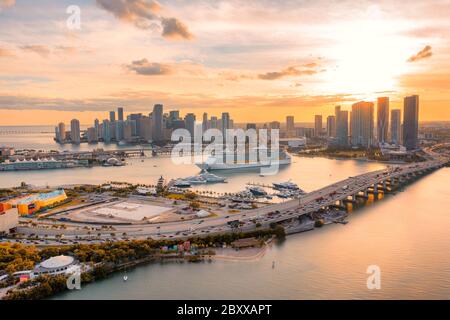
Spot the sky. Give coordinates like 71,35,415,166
0,0,449,125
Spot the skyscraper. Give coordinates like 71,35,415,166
221,112,230,133
403,95,419,150
109,111,116,122
334,106,341,137
152,104,164,142
138,116,152,141
70,119,80,144
314,115,323,137
202,112,208,132
350,101,374,148
57,122,65,143
286,116,295,137
326,116,336,138
118,107,124,121
102,119,111,143
336,111,349,147
377,97,390,144
94,119,100,138
210,116,218,129
116,120,124,142
87,127,97,143
185,113,196,138
390,109,402,145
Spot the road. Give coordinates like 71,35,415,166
16,154,448,242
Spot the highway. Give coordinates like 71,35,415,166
18,155,448,241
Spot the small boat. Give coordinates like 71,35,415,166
173,180,191,188
123,271,128,281
272,180,300,190
247,186,268,197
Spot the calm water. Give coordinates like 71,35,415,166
54,168,450,300
2,127,450,299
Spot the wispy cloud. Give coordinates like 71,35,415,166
96,0,193,41
161,17,194,40
19,45,51,58
407,45,433,62
0,91,356,112
125,58,172,75
258,65,319,80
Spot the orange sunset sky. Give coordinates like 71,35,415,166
0,0,450,125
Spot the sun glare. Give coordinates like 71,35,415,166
321,19,412,95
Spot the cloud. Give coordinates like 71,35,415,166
258,65,318,80
0,91,356,113
96,0,193,41
407,45,433,62
96,0,160,29
125,58,172,75
0,0,15,9
19,45,51,57
161,17,194,40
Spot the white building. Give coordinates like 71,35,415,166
0,208,18,235
33,255,79,277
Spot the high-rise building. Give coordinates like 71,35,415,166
128,113,142,136
314,115,323,137
109,111,116,122
336,111,349,147
326,116,336,138
270,121,280,129
390,109,402,145
118,107,124,121
221,112,231,133
286,116,295,131
102,119,111,143
403,95,419,150
210,116,218,129
152,104,164,142
334,106,341,135
70,119,80,144
185,113,196,138
138,116,152,141
350,101,374,148
57,122,65,143
246,123,257,130
202,112,208,132
377,97,390,144
94,119,100,139
115,121,124,142
123,121,133,142
87,127,98,143
169,110,180,120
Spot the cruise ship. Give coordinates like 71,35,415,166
0,158,89,171
196,149,291,171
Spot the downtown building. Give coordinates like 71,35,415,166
70,119,80,144
403,95,419,150
377,97,389,144
390,109,402,145
350,101,374,148
335,110,349,147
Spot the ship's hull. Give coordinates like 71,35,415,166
196,158,291,171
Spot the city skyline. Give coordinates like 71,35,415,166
1,0,450,125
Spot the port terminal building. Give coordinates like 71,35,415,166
0,190,68,215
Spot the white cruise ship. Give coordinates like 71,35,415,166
196,149,291,171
